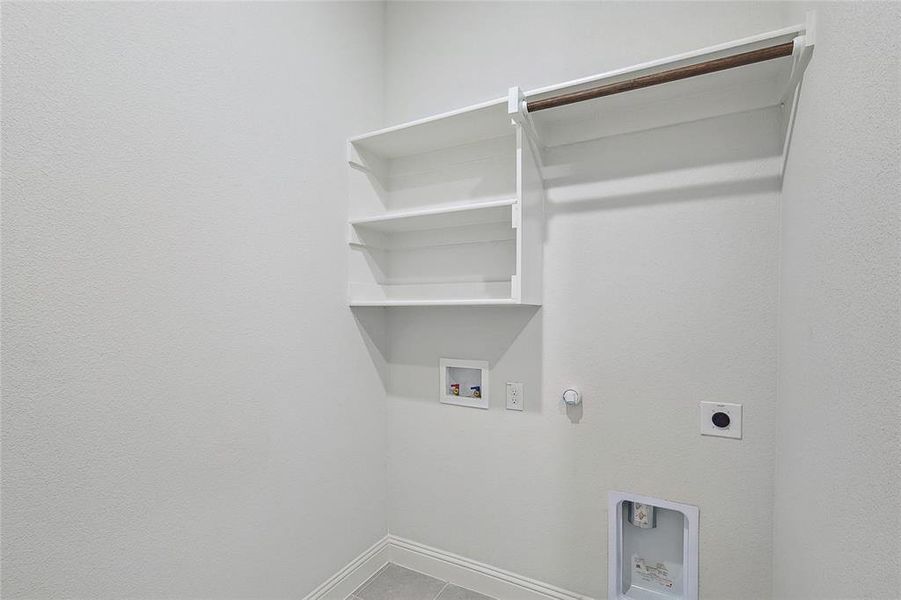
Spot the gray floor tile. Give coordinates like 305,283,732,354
356,563,391,590
436,584,495,600
354,563,447,600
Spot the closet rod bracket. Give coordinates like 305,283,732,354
508,86,545,152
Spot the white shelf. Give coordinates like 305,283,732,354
349,97,510,160
347,281,528,307
347,112,541,308
526,23,805,101
349,298,528,307
349,198,516,234
350,23,812,161
530,56,793,147
516,21,813,151
346,21,814,308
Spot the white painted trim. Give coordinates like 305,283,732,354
303,535,596,600
303,536,391,600
388,536,595,600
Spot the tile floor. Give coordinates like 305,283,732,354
348,563,495,600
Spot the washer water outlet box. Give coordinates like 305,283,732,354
439,358,489,409
699,401,742,439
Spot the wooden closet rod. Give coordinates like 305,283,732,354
527,41,795,113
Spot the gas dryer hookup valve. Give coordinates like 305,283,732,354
562,388,581,406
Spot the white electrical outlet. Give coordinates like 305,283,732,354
699,401,742,439
506,382,524,411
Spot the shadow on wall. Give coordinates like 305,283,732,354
351,306,390,389
378,306,544,412
541,106,785,218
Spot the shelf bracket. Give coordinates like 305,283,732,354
347,143,388,180
508,86,546,156
780,35,814,105
780,11,816,181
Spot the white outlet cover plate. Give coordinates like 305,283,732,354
506,382,523,411
700,401,742,439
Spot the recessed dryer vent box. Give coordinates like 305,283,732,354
609,491,699,600
439,358,489,409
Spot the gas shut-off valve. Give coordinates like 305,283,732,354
562,388,581,406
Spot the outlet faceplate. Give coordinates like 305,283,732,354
506,382,524,411
700,401,742,439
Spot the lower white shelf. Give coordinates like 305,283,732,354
347,281,534,307
349,298,525,307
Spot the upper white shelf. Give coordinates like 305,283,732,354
349,198,516,234
349,19,814,160
349,98,510,160
523,22,812,147
526,23,805,104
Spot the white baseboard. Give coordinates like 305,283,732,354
303,536,391,600
304,534,594,600
388,536,594,600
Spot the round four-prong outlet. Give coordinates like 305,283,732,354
699,401,742,439
712,411,731,428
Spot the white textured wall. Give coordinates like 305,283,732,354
775,3,901,599
383,2,790,598
1,3,387,598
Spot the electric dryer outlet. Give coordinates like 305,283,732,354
699,401,742,439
